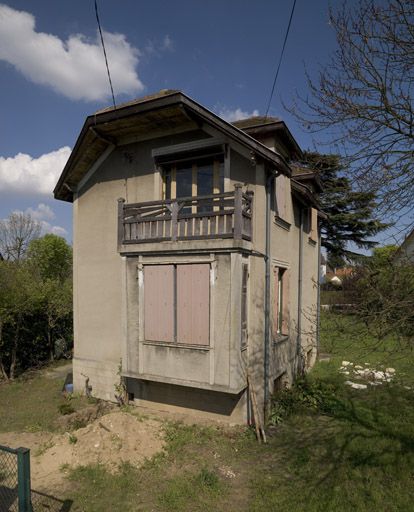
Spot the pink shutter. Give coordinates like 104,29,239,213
144,265,174,342
177,264,210,345
276,175,286,219
282,269,290,334
272,267,279,337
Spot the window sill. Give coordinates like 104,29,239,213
273,335,289,346
143,340,210,351
274,216,291,231
308,237,317,246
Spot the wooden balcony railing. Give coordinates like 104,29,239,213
118,184,253,244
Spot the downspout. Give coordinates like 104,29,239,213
263,170,275,418
296,207,304,375
316,226,321,355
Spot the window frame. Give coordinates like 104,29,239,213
273,266,289,339
162,156,224,206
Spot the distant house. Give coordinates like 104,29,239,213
395,227,414,263
54,90,323,423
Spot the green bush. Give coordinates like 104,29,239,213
268,378,343,425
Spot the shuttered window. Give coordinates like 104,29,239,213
144,263,210,346
241,264,248,347
272,267,290,337
144,265,175,342
275,174,290,223
310,207,318,242
177,264,210,345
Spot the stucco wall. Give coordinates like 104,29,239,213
71,125,320,422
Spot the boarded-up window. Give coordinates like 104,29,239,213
144,265,174,342
177,264,210,345
241,264,248,347
275,174,290,222
144,263,210,346
272,267,290,337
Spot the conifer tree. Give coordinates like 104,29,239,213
304,152,389,268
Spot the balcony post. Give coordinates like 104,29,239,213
117,198,125,247
171,201,179,241
234,184,243,240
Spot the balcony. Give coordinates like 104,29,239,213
118,184,253,245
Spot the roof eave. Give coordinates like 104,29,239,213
54,91,291,202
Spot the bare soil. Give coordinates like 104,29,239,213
0,411,165,493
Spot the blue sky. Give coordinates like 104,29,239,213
0,0,403,247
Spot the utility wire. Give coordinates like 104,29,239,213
94,0,116,109
264,0,297,118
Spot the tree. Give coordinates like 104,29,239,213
291,0,414,218
303,152,389,267
28,234,72,283
28,234,73,361
354,245,414,341
0,260,37,379
0,212,41,261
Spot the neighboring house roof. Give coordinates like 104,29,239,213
232,116,303,161
54,90,292,202
394,226,414,262
290,164,323,193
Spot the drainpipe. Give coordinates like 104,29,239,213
263,170,274,417
296,207,304,374
316,227,321,355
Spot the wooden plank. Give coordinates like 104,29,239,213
225,214,233,234
194,218,200,236
217,215,224,234
209,215,216,235
187,217,193,236
131,223,137,241
202,216,208,236
117,198,125,246
164,219,171,238
234,184,243,240
179,219,186,237
144,265,174,342
177,264,210,345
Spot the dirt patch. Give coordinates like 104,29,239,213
0,411,165,494
55,401,114,430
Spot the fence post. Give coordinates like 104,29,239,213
17,447,32,512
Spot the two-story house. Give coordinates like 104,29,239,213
54,90,322,423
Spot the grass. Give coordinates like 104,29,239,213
0,367,89,433
2,312,414,510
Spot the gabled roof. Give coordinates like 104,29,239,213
54,90,291,202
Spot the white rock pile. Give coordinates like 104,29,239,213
340,361,396,390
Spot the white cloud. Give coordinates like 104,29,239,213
41,222,68,237
218,107,260,123
26,203,55,221
0,4,144,101
161,35,174,51
145,34,174,56
0,146,71,196
9,204,68,238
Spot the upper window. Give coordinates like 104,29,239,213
163,157,224,209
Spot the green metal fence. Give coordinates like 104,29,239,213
0,444,32,512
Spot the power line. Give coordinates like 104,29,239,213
264,0,297,118
94,0,116,109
